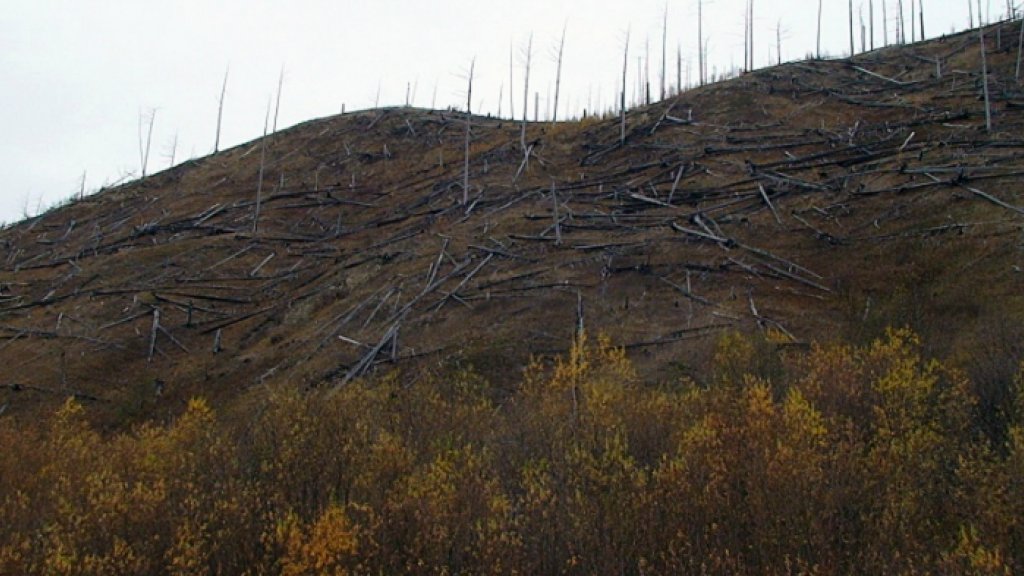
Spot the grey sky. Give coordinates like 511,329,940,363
0,0,984,224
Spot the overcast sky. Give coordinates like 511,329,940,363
0,0,989,224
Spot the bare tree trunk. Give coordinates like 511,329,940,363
850,0,856,55
744,0,750,71
981,24,992,132
553,24,566,124
521,33,532,150
777,19,782,64
898,0,905,44
969,0,974,28
911,0,916,43
272,65,284,133
698,0,705,84
749,0,754,70
215,66,228,153
138,108,155,179
254,99,270,234
817,0,824,57
644,38,651,105
621,28,630,144
509,41,515,120
861,7,867,52
463,58,474,206
919,0,925,40
871,0,875,50
661,3,668,100
883,0,889,45
677,44,682,92
168,132,177,169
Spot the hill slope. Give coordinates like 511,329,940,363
2,25,1024,421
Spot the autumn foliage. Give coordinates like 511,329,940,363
1,329,1023,574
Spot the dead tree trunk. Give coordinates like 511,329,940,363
621,28,630,144
870,0,875,50
898,0,905,44
661,4,668,100
919,0,925,40
553,24,566,124
215,66,228,153
698,0,705,84
463,58,474,206
138,108,156,179
509,41,515,120
521,33,533,151
850,0,856,55
817,0,824,57
272,64,284,133
254,99,270,233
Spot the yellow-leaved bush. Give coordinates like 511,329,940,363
0,329,1021,574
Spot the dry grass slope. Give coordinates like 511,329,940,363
1,23,1023,425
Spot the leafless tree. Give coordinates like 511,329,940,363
777,19,783,64
508,41,515,120
911,0,916,43
748,0,755,70
553,23,567,123
883,0,889,46
919,0,925,40
521,33,533,150
166,132,178,169
676,44,682,93
214,66,228,154
817,0,824,57
898,0,906,44
272,65,284,133
850,0,856,55
138,108,156,178
870,0,875,50
661,3,668,100
621,27,630,144
698,0,705,84
254,98,270,233
463,58,474,205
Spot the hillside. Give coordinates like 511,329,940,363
2,24,1024,423
4,20,1024,575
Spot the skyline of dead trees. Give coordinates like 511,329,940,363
17,0,1024,224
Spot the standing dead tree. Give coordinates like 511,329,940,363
272,64,284,133
898,0,906,44
870,0,875,50
138,108,156,179
621,27,630,144
748,0,754,71
464,58,475,206
509,41,516,120
921,0,929,40
521,33,533,151
214,66,228,154
850,0,856,55
817,0,824,57
553,24,567,124
254,98,270,234
698,0,705,85
661,3,668,100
